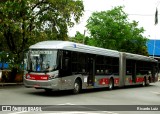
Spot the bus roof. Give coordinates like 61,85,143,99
124,52,157,62
29,41,119,57
29,41,157,62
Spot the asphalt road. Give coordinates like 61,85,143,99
0,82,160,114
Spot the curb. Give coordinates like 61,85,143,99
0,82,23,87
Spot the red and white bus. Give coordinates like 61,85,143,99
24,41,158,94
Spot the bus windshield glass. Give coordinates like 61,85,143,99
28,50,57,72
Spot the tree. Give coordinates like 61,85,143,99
86,6,148,55
69,31,88,44
0,0,84,70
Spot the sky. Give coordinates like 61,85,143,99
68,0,160,39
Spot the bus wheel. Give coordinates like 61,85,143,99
142,77,146,86
108,78,114,90
146,77,151,86
73,79,81,94
45,89,52,93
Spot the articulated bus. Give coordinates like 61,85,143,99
24,41,158,94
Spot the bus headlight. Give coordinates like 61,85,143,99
26,74,30,79
49,74,58,80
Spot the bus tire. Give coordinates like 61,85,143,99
142,77,146,86
44,89,52,93
146,77,151,86
108,78,114,90
73,79,81,94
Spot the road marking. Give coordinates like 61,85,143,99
57,103,75,105
8,112,118,114
7,103,119,114
8,111,28,114
40,112,103,114
150,91,160,95
39,111,118,114
8,110,118,114
102,111,118,114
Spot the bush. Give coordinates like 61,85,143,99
0,70,11,82
15,71,23,82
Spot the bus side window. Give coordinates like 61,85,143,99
65,58,69,68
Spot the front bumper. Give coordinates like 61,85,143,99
23,78,61,90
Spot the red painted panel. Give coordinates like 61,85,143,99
136,77,144,83
99,78,119,85
129,78,132,84
114,78,119,84
99,78,109,85
26,74,49,80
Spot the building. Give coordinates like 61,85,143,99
147,40,160,58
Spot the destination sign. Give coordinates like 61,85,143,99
30,50,52,55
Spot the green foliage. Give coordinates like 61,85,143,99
69,31,88,44
86,6,148,55
0,0,84,70
0,52,10,63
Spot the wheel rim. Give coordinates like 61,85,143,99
109,80,113,89
74,82,79,93
147,79,150,85
142,81,145,86
142,78,146,86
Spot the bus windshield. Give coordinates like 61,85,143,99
28,50,57,72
